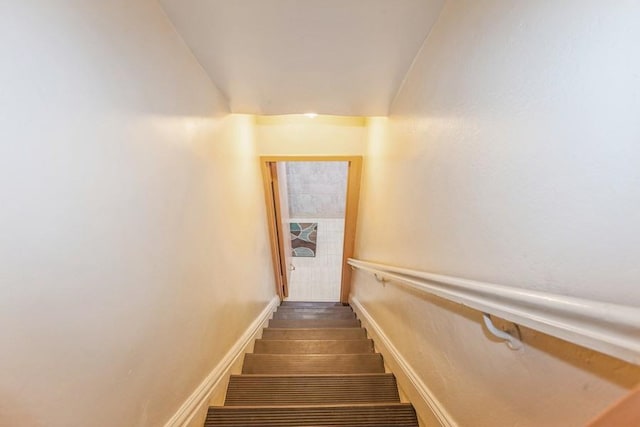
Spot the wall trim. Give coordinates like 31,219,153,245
350,297,457,427
348,258,640,365
164,295,280,427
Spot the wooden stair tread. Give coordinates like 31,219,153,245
254,339,374,354
205,403,418,426
242,353,384,374
269,318,360,328
261,327,367,340
206,302,417,426
225,374,400,406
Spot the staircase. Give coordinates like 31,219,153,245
205,301,419,426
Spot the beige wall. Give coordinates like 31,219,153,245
0,2,275,426
354,1,640,426
255,115,367,156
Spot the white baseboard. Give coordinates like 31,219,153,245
164,296,280,427
350,296,457,427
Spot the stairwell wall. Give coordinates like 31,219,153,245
353,1,640,426
255,115,367,156
0,2,275,426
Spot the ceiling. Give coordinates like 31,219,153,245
159,0,444,116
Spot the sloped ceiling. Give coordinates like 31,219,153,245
159,0,444,116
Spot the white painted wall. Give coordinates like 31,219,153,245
0,2,275,426
354,1,640,426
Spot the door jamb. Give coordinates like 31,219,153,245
260,156,362,303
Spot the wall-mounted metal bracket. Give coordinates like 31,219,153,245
374,274,388,285
482,313,522,350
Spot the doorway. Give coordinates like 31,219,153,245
260,156,362,304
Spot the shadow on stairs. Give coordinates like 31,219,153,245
205,301,419,426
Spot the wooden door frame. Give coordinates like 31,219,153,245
260,156,362,303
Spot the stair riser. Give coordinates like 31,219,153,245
261,328,367,340
253,339,374,354
242,354,385,375
268,319,360,328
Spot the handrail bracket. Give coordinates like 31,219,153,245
483,313,522,350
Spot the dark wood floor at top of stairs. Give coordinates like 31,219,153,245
280,301,345,307
273,310,356,319
276,305,354,310
205,301,418,427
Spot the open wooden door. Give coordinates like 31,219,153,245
261,156,362,303
272,163,294,292
262,162,291,299
276,162,296,293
